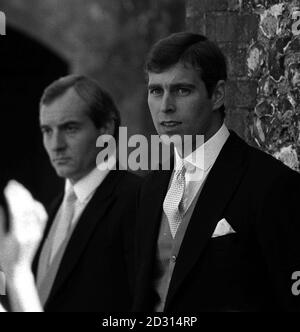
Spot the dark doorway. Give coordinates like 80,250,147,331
0,26,68,207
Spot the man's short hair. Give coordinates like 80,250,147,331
40,75,121,139
145,32,227,117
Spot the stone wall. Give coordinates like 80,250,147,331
187,0,300,171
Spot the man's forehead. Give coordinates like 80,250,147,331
40,112,81,125
39,96,87,125
148,63,200,85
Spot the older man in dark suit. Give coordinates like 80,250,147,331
133,32,300,312
32,75,140,312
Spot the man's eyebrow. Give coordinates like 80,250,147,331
148,83,196,89
40,121,81,129
170,83,196,88
148,83,162,90
60,120,81,126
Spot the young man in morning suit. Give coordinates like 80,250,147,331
133,32,300,312
32,75,141,312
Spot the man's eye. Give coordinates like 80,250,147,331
149,88,163,96
176,88,191,96
66,126,78,134
42,128,52,135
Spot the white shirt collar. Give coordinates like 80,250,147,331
175,123,230,172
65,167,111,204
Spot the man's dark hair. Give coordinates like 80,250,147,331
40,75,121,139
145,32,227,117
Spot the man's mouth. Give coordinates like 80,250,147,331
53,157,71,164
160,121,182,128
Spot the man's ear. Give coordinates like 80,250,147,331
98,120,115,137
211,80,226,111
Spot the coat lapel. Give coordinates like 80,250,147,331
45,171,124,306
165,132,251,309
134,165,173,310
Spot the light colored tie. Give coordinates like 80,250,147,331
163,159,187,238
36,186,77,302
49,187,77,264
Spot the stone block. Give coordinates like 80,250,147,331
226,80,258,108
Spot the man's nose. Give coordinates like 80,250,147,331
160,93,175,113
51,131,67,152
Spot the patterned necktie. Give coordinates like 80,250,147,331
163,159,187,238
49,187,77,264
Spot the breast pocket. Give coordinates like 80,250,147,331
195,233,241,279
209,233,240,253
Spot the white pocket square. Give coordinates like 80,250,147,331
212,218,236,238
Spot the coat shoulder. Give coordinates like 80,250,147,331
114,170,143,195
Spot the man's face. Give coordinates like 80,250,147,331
148,62,222,144
40,88,102,184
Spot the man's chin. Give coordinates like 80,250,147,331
54,167,73,180
159,133,184,146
